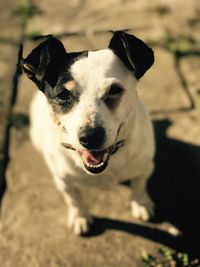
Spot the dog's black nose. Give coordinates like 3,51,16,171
79,126,105,149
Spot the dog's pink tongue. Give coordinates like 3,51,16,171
81,150,104,165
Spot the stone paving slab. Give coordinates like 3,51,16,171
180,56,200,108
139,47,190,113
165,56,200,146
0,43,19,146
25,0,200,43
0,0,23,199
0,0,22,42
0,44,13,148
25,0,165,41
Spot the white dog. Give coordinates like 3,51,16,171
23,31,155,235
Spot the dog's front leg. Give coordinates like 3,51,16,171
53,176,92,235
130,162,154,222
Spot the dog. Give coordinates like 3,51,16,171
22,31,155,235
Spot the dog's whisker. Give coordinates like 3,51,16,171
61,143,76,151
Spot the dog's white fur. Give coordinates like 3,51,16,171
29,48,155,235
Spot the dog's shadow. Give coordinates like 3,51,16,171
87,120,200,257
84,216,185,252
149,119,200,256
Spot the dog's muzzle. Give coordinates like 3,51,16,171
61,140,124,174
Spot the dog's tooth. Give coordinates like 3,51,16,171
85,162,91,167
96,162,104,168
103,153,108,162
94,164,99,168
84,160,105,169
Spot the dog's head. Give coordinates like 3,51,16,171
23,31,154,174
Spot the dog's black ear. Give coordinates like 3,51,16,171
23,37,66,90
108,31,154,79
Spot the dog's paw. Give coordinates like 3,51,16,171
69,215,92,235
130,199,154,222
67,208,93,235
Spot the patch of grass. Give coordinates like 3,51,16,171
16,0,38,27
141,248,200,267
163,34,200,58
167,38,195,58
25,30,42,40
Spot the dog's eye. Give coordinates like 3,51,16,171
56,90,70,101
108,85,123,97
104,84,123,109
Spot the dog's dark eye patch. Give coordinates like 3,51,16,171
56,89,71,101
46,84,79,113
42,50,89,114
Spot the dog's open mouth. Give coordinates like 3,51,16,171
61,140,124,174
79,149,110,174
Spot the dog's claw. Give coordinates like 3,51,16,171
131,200,153,222
72,216,90,235
67,209,93,235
